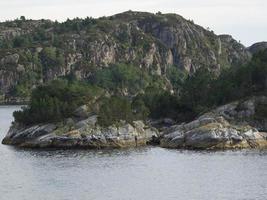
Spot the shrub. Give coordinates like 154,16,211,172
255,104,267,120
97,96,134,127
166,66,187,93
13,80,102,125
133,87,187,120
13,36,32,48
91,63,151,94
40,47,65,69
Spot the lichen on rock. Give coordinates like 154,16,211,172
160,96,267,150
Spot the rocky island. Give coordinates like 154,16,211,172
2,117,158,148
1,11,267,150
160,96,267,150
2,96,267,149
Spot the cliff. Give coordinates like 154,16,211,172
0,11,252,101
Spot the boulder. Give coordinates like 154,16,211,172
2,118,158,149
0,54,20,65
160,96,267,150
248,42,267,55
73,105,90,119
75,115,97,129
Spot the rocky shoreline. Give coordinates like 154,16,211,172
2,118,158,148
160,96,267,150
160,116,267,150
2,96,267,150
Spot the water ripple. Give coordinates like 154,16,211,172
0,106,266,200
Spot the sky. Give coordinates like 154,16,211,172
0,0,266,46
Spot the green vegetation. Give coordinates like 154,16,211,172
13,36,32,48
40,47,65,70
255,104,267,120
180,50,267,115
1,13,265,127
13,80,102,125
0,12,249,101
98,96,134,127
91,63,160,95
13,50,267,126
166,66,187,93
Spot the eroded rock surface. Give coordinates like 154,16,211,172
2,96,267,150
2,117,158,148
0,11,251,102
160,96,267,150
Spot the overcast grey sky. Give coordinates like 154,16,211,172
0,0,266,46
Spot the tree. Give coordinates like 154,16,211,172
98,96,134,127
40,47,65,69
166,66,187,94
13,36,31,47
180,68,213,112
13,80,102,125
132,98,150,120
20,16,26,21
91,63,150,94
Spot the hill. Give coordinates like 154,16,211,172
0,11,252,102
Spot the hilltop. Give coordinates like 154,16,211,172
0,11,254,102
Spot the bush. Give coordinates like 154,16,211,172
166,66,187,93
40,47,65,69
133,87,184,120
178,49,267,116
13,36,32,48
255,104,267,120
131,98,150,121
14,80,102,125
12,49,267,126
97,96,134,127
91,63,151,94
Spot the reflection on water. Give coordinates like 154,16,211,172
0,106,267,200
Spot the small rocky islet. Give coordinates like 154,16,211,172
160,96,267,150
2,96,267,150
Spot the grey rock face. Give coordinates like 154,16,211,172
248,42,267,54
2,118,158,149
160,96,267,150
0,54,20,65
0,54,21,95
2,124,57,145
0,11,252,99
73,105,90,119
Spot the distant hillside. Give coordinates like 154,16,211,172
248,42,267,54
0,11,253,102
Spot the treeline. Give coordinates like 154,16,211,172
13,80,103,125
14,50,267,126
180,49,267,112
98,50,267,125
6,46,65,98
0,16,107,49
90,63,167,95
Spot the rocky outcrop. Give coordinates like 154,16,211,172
248,42,267,55
73,105,91,119
138,18,250,73
2,97,267,150
0,11,252,99
2,115,158,148
160,96,267,150
0,53,21,94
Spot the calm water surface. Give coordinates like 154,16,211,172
0,106,266,200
